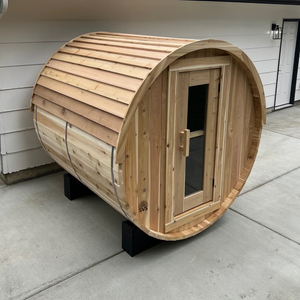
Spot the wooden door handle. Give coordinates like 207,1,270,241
179,129,190,157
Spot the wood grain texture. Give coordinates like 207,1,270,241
31,32,265,240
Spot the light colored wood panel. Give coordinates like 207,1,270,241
174,72,189,216
159,69,168,233
41,67,134,104
34,86,123,133
165,71,177,225
34,107,66,136
189,70,210,86
36,76,128,118
88,33,187,47
67,124,117,171
149,74,162,232
203,69,220,203
60,47,158,68
165,201,220,233
169,56,231,72
75,37,179,52
52,52,150,80
38,121,118,182
92,32,192,45
35,122,65,149
124,119,138,217
68,41,168,60
214,65,231,204
223,60,237,199
137,92,150,228
33,97,118,146
47,59,142,92
183,191,204,212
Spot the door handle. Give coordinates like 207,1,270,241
179,129,190,157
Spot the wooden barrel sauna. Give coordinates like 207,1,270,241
31,32,266,241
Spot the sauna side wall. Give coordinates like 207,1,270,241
34,107,126,215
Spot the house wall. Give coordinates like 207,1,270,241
0,20,104,173
0,1,299,175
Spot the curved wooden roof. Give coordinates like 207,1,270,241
31,32,266,163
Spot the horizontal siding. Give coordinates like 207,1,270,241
1,147,53,174
0,129,41,155
0,65,43,90
0,88,32,112
0,42,66,67
0,110,34,134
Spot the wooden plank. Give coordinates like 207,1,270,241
41,66,134,104
165,201,221,233
124,119,138,217
60,46,158,68
52,52,150,80
137,91,150,228
149,74,162,232
159,69,168,233
87,33,187,47
75,37,179,52
183,191,204,212
203,69,220,204
37,76,128,119
174,72,189,216
169,56,231,72
213,65,231,204
91,32,193,45
33,98,118,146
164,71,177,226
47,60,142,92
34,86,123,133
67,123,117,171
68,42,168,60
189,70,210,86
36,108,116,170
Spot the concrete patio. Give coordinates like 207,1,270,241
1,106,300,300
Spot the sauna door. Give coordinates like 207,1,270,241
165,67,221,232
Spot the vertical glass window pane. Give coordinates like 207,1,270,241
185,84,208,197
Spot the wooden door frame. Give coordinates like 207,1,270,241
164,56,232,233
274,19,300,109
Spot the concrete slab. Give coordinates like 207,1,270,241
241,129,300,195
265,106,300,139
232,167,300,244
28,210,300,300
0,178,6,189
0,172,125,300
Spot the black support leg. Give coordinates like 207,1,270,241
122,220,162,257
63,173,92,200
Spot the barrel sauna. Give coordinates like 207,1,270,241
31,32,266,241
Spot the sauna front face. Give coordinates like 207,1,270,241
31,32,266,241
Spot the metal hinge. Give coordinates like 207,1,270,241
212,178,215,187
218,83,220,93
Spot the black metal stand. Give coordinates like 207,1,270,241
63,173,92,200
122,220,162,257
